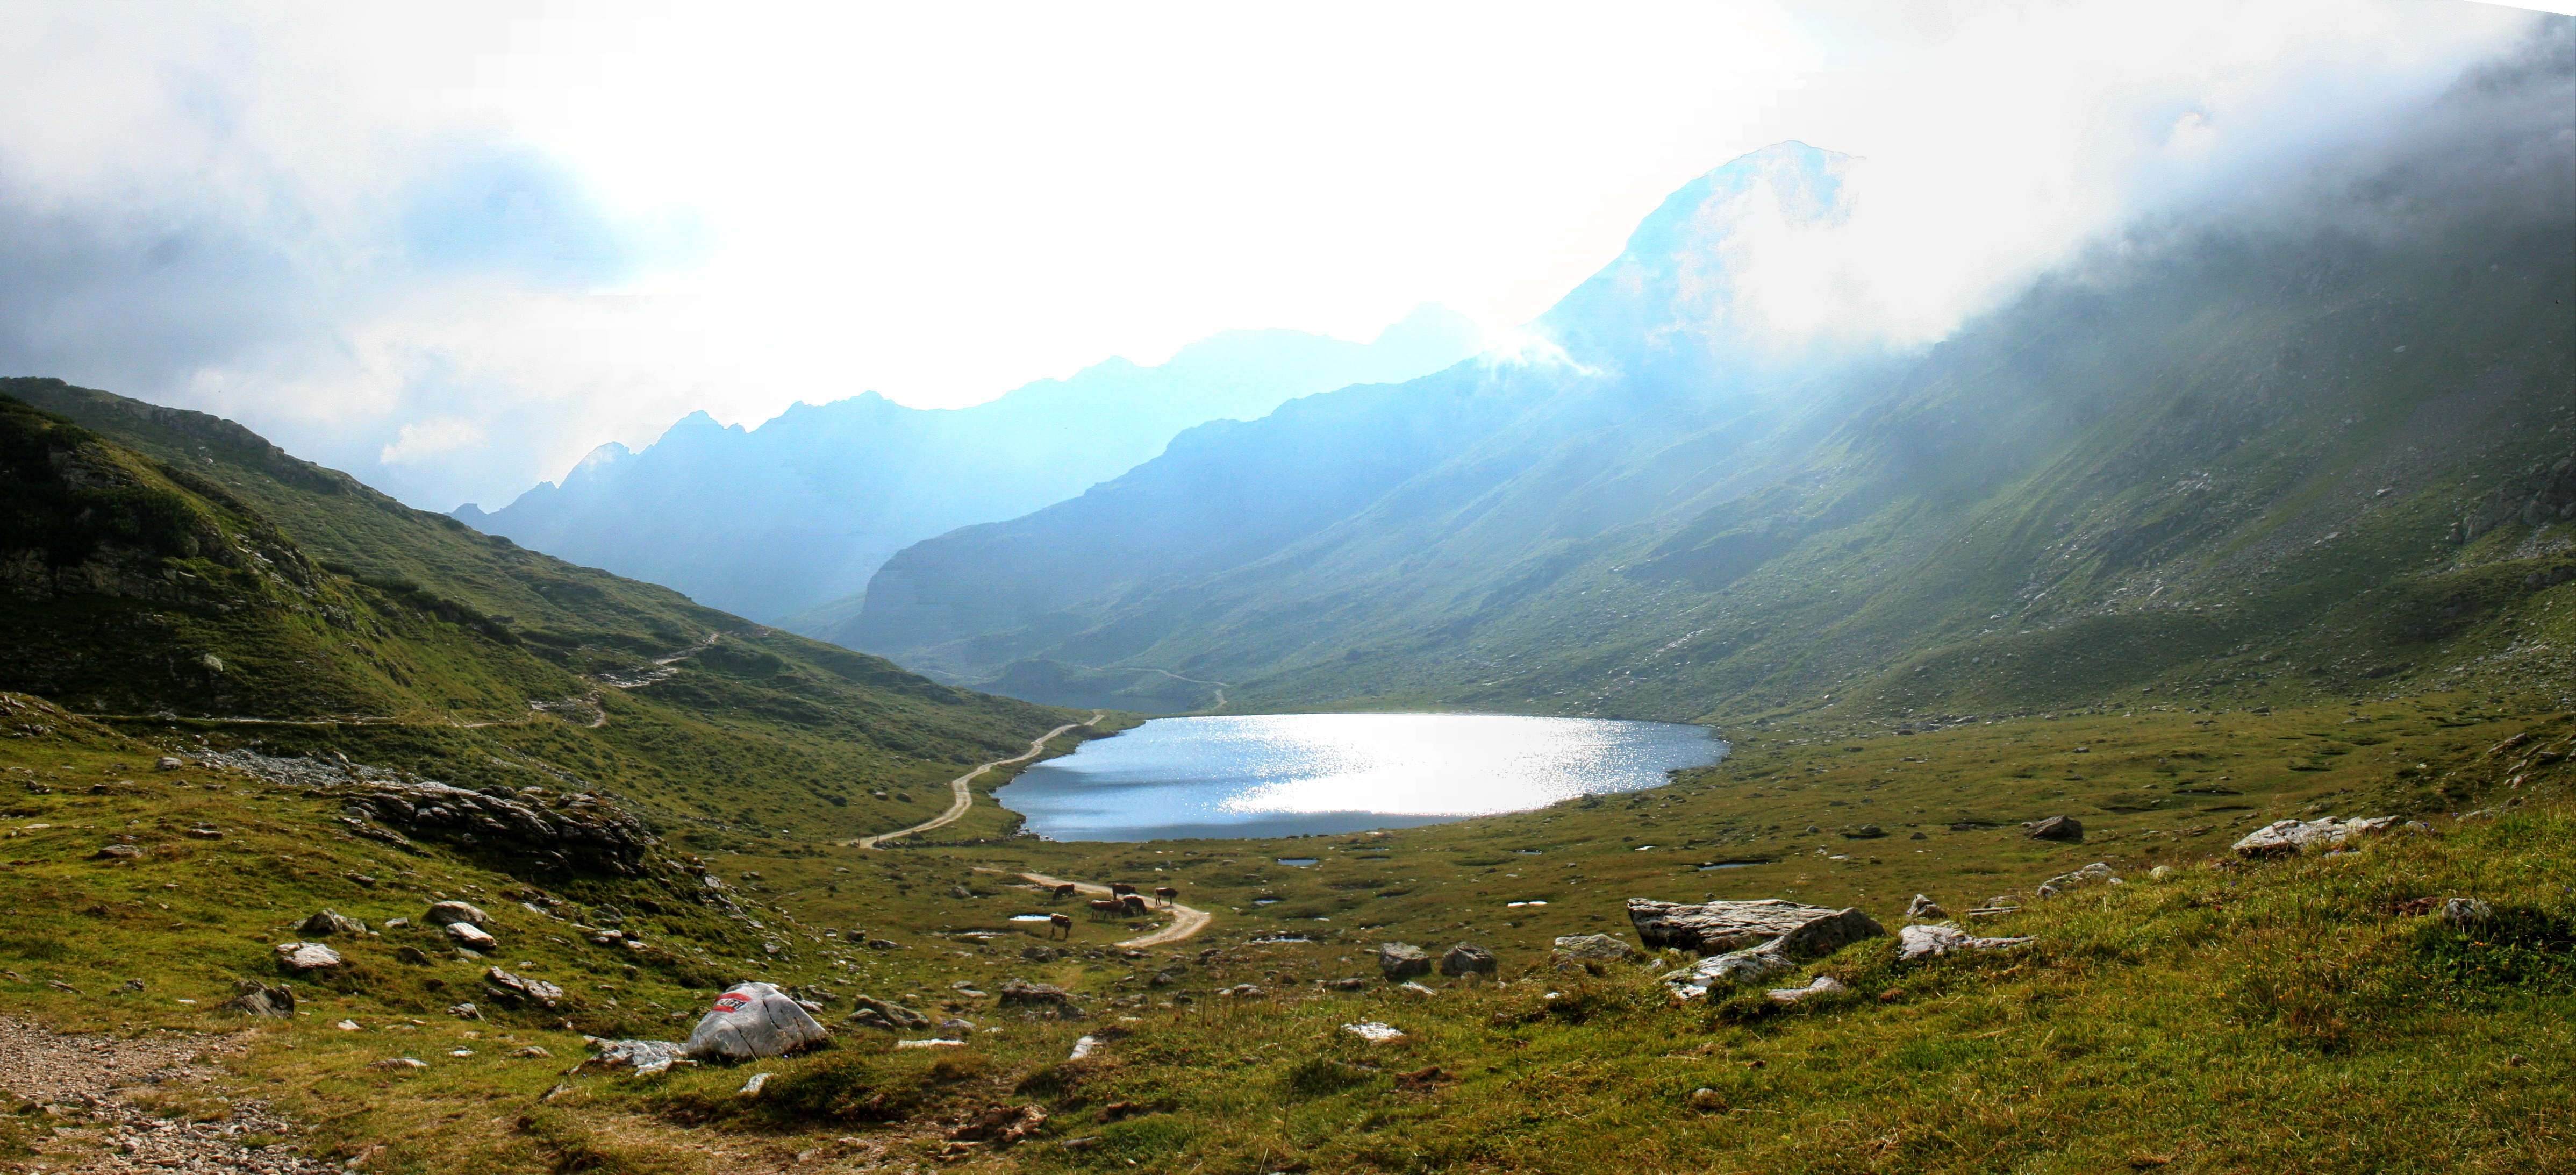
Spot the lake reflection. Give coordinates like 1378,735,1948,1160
996,712,1725,842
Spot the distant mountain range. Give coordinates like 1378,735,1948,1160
845,50,2576,720
457,305,1482,623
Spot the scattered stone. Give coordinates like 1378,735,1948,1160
219,980,296,1017
1439,942,1498,980
2023,815,2084,842
2149,866,2177,881
93,844,142,860
895,1038,965,1049
1905,894,1947,921
685,981,830,1060
510,1045,551,1058
582,1037,685,1075
332,1019,361,1031
371,1057,427,1070
444,922,498,950
1896,923,2036,961
1323,977,1368,992
299,909,367,937
154,757,185,771
1218,984,1263,998
847,994,934,1031
1398,981,1437,996
2441,898,2494,926
395,946,433,965
1395,1065,1449,1091
950,1104,1048,1147
1908,831,1928,840
1341,1021,1404,1043
1687,1087,1726,1112
483,969,565,1006
1022,945,1065,962
1376,942,1432,981
738,1072,771,1095
1765,975,1848,1003
1550,934,1634,965
424,900,491,927
1068,1035,1101,1060
1841,824,1887,839
273,942,344,972
2036,862,2120,898
447,1002,481,1020
2230,815,2411,858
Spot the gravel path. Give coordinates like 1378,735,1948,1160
851,713,1105,849
1011,871,1214,948
0,1016,335,1174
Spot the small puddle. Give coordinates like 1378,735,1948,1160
1276,858,1320,866
1008,914,1054,922
1699,861,1770,871
1253,898,1282,906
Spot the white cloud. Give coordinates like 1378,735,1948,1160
0,1,2552,511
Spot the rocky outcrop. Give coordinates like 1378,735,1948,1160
2036,863,2120,898
1641,900,1887,998
1550,934,1635,965
424,900,491,927
1897,923,2036,961
331,781,657,873
483,968,564,1007
2023,815,2084,842
2230,815,2414,858
298,909,366,937
996,979,1085,1019
219,980,296,1017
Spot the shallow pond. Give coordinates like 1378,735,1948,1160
995,711,1725,841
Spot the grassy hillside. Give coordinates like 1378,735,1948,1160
0,683,2563,1173
0,383,1089,847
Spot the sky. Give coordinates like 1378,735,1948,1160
0,1,2563,510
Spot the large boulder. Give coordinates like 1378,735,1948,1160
1438,943,1498,979
2230,815,2410,858
1641,901,1887,999
274,942,344,972
424,901,491,927
219,980,296,1017
996,979,1085,1019
299,909,367,937
1376,942,1433,981
846,994,933,1031
1628,899,1870,954
2022,816,2084,842
685,981,829,1060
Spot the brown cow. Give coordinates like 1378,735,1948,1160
1109,882,1136,898
1087,899,1125,920
1153,886,1179,907
1048,913,1074,939
1120,894,1148,916
1051,883,1077,901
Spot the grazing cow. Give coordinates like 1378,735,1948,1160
1051,883,1077,901
1048,913,1074,939
1109,882,1136,898
1088,899,1125,920
1120,894,1148,916
1153,886,1179,907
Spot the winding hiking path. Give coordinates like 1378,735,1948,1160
1008,870,1213,948
851,712,1105,849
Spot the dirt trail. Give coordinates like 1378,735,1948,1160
1007,870,1214,948
0,1015,335,1173
851,713,1105,849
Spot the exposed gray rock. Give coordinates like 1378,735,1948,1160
1896,923,2036,962
2441,897,2494,926
2023,815,2084,842
949,885,975,900
329,779,657,873
1439,943,1498,979
582,1037,685,1076
846,994,933,1031
1650,902,1887,998
1841,825,1886,839
1376,942,1433,981
2036,862,2120,898
1766,975,1847,1003
2230,815,2411,858
1905,894,1947,921
997,979,1085,1018
443,922,497,950
1550,934,1635,964
219,980,295,1017
424,901,491,927
94,844,142,860
685,981,829,1060
447,1002,481,1020
298,909,367,937
273,942,342,971
483,968,564,1006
